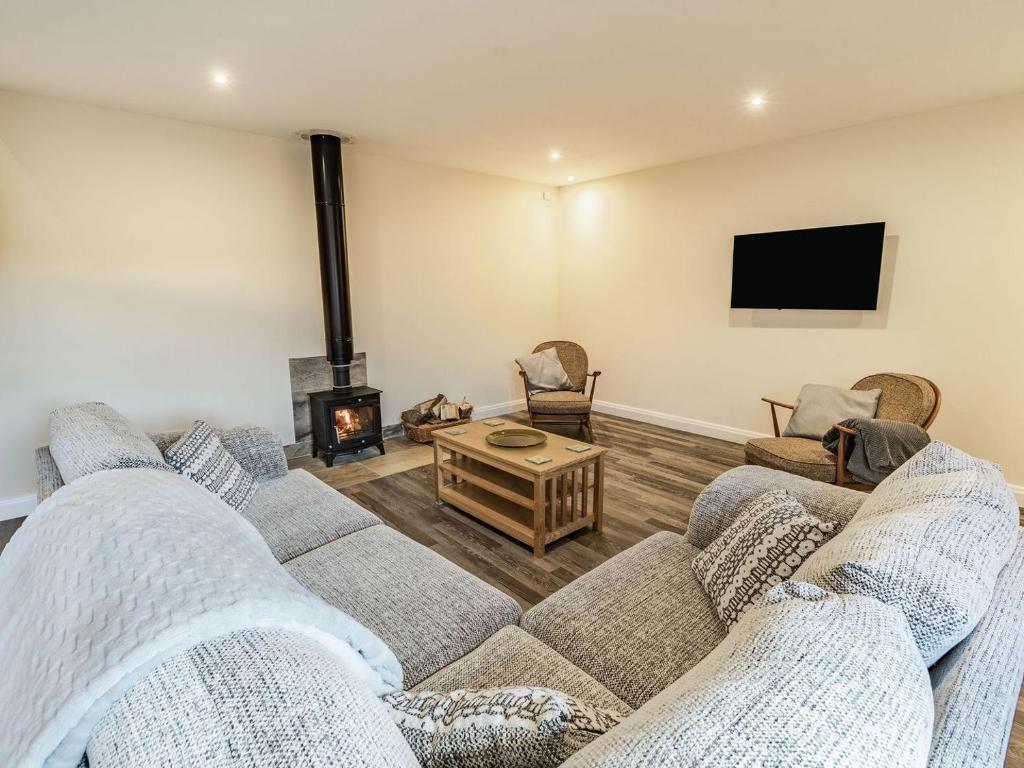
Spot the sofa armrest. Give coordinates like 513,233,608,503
687,465,868,549
35,446,64,503
218,425,289,482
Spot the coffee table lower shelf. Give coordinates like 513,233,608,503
433,443,605,557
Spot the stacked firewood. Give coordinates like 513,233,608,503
401,394,473,426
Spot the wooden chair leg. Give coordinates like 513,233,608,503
585,415,595,443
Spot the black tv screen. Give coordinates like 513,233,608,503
730,222,885,310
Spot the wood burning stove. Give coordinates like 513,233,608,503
304,132,385,465
310,387,384,466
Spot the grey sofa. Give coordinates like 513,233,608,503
35,428,1024,766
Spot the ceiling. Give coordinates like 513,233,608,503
2,0,1023,185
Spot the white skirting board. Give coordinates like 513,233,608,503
471,399,526,419
591,399,1024,507
592,399,770,444
0,494,35,522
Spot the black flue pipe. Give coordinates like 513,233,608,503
309,134,354,389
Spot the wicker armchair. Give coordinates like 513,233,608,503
745,373,941,487
519,341,602,442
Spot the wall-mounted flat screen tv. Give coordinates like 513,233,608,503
730,222,885,310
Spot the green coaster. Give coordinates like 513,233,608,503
443,427,467,435
566,443,592,453
482,418,506,427
526,455,552,465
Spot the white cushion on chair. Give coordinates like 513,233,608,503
517,348,574,393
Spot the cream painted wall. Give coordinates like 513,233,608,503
558,94,1024,487
0,89,557,501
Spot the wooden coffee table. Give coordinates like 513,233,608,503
433,421,607,557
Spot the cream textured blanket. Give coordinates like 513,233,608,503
0,468,403,768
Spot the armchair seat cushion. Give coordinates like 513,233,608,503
530,391,592,415
744,437,837,483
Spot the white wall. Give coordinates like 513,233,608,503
558,94,1024,488
0,89,557,503
4,87,1023,508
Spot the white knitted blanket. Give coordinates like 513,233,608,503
0,468,403,768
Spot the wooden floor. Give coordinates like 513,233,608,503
1,410,1021,765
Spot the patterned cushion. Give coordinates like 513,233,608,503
48,402,171,483
383,687,623,768
794,441,1019,665
744,436,837,483
691,489,836,628
562,582,935,768
164,421,258,511
529,391,592,415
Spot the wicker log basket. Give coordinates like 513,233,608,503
401,394,473,444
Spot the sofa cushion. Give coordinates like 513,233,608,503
782,383,881,440
687,464,867,550
692,489,835,628
521,532,725,709
794,441,1019,665
87,629,419,768
48,402,171,483
242,469,380,562
384,686,622,768
562,582,934,768
414,626,631,713
164,421,258,512
286,525,522,686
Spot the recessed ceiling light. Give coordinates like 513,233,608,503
549,150,562,161
211,71,231,87
748,94,765,108
567,175,577,182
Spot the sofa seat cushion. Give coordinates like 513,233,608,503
521,532,726,709
414,626,632,714
562,583,934,767
529,391,592,414
744,436,837,483
794,441,1020,665
242,469,381,563
286,525,522,686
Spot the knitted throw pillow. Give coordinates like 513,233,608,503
383,687,623,768
692,489,836,628
164,420,258,511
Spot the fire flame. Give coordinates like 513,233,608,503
334,408,364,440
